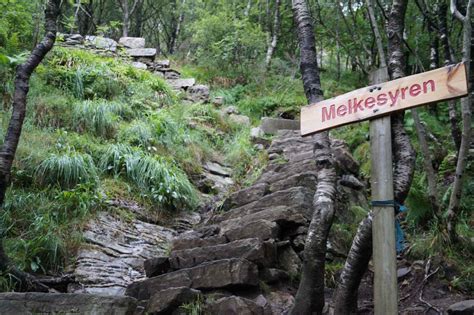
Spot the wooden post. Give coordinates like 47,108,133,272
370,68,398,314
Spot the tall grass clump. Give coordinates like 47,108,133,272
73,100,125,138
99,143,134,175
118,120,155,148
98,144,198,210
35,151,98,189
124,153,198,210
224,129,267,184
1,186,102,274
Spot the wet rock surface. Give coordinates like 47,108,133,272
0,293,137,315
69,212,176,295
447,300,474,315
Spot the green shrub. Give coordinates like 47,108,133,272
35,151,98,189
39,47,175,102
190,11,266,78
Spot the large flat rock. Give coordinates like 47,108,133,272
119,37,145,49
214,186,313,223
260,118,300,135
0,293,137,315
167,78,196,91
172,234,228,251
224,219,279,242
256,158,318,185
219,206,307,235
126,259,258,300
204,296,264,315
146,287,201,315
169,238,276,269
70,212,176,295
85,35,117,51
221,183,269,211
448,300,474,315
126,48,157,58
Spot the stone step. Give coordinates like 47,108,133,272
221,183,269,211
260,118,300,135
126,259,258,301
268,172,317,195
126,48,157,58
204,296,264,314
171,234,228,252
268,140,315,156
219,206,307,236
144,256,171,278
223,219,280,242
167,78,196,91
169,238,276,269
119,37,145,49
213,186,313,223
0,293,137,315
256,158,318,185
145,287,201,315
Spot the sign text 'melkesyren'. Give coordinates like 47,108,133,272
322,80,435,122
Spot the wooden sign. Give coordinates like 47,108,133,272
301,63,468,136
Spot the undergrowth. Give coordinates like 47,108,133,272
0,46,265,279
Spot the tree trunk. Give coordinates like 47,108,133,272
122,0,130,37
289,1,337,315
170,0,186,54
0,0,61,290
439,2,462,151
367,0,387,68
412,109,440,217
426,1,439,115
78,0,94,35
333,2,413,312
387,0,415,204
333,214,373,314
244,0,252,16
265,0,281,69
132,1,143,37
447,0,473,243
120,0,142,38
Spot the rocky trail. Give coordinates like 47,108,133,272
0,35,472,315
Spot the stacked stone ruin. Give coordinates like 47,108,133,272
60,34,210,103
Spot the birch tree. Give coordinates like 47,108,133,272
0,0,61,290
447,0,473,242
118,0,142,37
265,0,281,69
334,1,414,312
289,1,337,314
